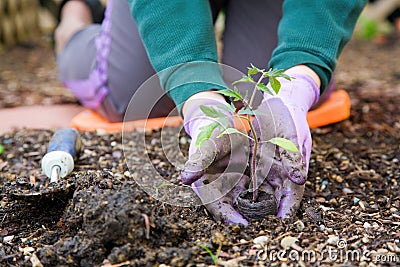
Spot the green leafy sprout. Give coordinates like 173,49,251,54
198,243,221,266
197,64,299,201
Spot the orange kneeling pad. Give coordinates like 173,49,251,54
306,89,351,129
71,90,351,133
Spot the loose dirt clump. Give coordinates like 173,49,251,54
37,183,190,266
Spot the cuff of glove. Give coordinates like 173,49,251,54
58,0,105,24
291,74,320,107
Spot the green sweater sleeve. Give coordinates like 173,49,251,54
129,0,226,113
269,0,367,92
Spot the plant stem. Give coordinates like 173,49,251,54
247,75,265,201
249,122,258,201
240,115,258,201
248,75,265,109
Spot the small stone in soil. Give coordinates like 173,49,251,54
280,236,298,250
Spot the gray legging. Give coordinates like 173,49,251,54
57,0,282,122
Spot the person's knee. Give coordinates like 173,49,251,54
55,1,93,54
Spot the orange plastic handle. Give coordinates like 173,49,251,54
71,90,351,133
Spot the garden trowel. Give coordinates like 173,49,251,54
11,128,81,201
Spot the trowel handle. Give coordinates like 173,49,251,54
41,128,81,179
47,128,81,159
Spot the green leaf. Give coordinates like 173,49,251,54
198,244,218,265
217,104,236,114
195,122,219,147
232,75,254,85
268,137,299,152
0,144,4,155
263,69,292,80
247,67,258,75
264,68,282,77
200,105,225,118
280,73,292,81
237,108,263,116
220,117,231,130
269,76,281,94
217,127,243,138
217,88,243,102
233,86,244,101
256,83,273,95
247,64,264,76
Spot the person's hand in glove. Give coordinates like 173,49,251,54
181,91,250,225
252,65,320,218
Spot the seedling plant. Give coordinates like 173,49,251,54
198,243,221,266
196,64,299,202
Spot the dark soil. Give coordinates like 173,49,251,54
236,191,278,221
0,36,399,266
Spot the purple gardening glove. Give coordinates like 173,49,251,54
181,97,250,225
252,74,319,218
